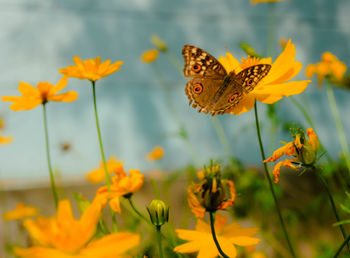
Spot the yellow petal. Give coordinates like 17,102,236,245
14,246,73,258
2,97,42,111
230,236,261,246
218,52,241,73
18,81,40,96
48,91,78,102
50,76,68,94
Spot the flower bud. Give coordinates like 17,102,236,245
147,200,169,227
150,35,168,52
299,141,317,166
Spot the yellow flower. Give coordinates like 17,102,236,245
218,39,310,116
2,76,77,111
97,165,144,213
251,0,283,5
146,146,164,161
187,165,236,218
59,56,123,82
0,117,4,130
86,156,124,184
14,197,140,258
174,214,260,258
0,131,12,145
264,128,320,183
141,49,159,63
3,202,39,221
306,52,347,86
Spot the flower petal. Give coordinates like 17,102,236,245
230,236,261,246
50,76,68,94
48,91,78,102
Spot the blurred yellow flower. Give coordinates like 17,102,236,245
279,38,288,49
2,76,77,111
150,35,168,52
3,202,39,221
59,56,123,82
218,39,311,115
141,49,159,63
86,156,124,184
174,214,260,258
0,132,12,145
146,146,164,161
14,197,139,258
188,165,236,218
97,166,144,213
0,117,4,130
251,0,283,4
264,128,319,183
306,52,347,86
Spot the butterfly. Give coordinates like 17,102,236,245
182,45,271,116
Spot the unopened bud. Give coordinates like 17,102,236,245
147,200,169,226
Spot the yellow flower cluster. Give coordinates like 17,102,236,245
306,52,347,86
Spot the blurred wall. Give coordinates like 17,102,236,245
0,0,349,182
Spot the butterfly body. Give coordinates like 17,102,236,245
182,45,271,116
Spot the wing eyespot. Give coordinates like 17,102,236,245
246,78,254,86
193,83,203,94
192,64,201,73
228,94,238,103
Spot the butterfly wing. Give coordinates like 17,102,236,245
182,45,227,79
235,64,271,92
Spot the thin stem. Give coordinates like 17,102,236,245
210,116,233,160
315,169,350,252
334,234,350,258
157,225,164,258
91,81,112,189
326,84,350,174
209,212,229,258
91,81,117,232
42,104,59,208
127,196,149,222
254,101,296,258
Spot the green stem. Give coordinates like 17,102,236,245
157,225,164,258
326,84,350,174
254,101,296,258
91,81,117,232
91,81,112,189
209,212,229,258
334,234,350,258
315,170,350,252
127,196,149,222
42,104,59,208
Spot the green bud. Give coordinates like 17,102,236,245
239,42,261,58
147,200,169,227
150,35,168,52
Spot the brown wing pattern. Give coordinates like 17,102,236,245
182,45,227,79
235,64,271,92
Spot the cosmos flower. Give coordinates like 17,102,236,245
141,49,159,63
3,203,39,221
174,214,260,258
2,76,77,111
59,56,123,82
218,39,311,115
14,197,139,258
146,146,164,161
86,156,124,184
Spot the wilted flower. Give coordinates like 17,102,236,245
146,146,164,161
141,49,159,63
306,52,347,87
59,56,123,82
2,76,78,111
86,156,124,184
188,165,236,218
264,127,320,183
97,163,144,213
3,203,39,221
147,199,169,226
14,197,140,258
218,39,311,115
174,214,260,258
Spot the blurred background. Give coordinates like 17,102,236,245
0,0,348,182
1,0,350,257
